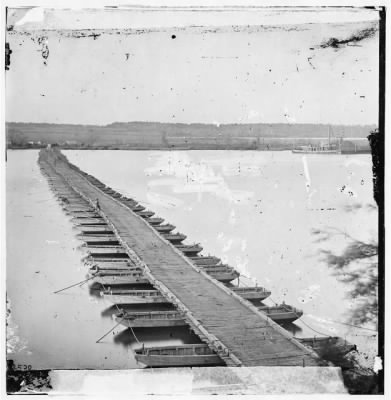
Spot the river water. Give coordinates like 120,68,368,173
7,149,378,370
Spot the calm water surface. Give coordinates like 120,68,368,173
7,150,378,369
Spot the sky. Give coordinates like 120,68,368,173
5,7,380,125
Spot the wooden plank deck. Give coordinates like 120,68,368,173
40,149,323,367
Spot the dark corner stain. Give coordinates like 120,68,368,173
367,128,382,207
5,42,12,71
320,25,378,49
7,360,52,394
171,34,176,39
342,369,380,395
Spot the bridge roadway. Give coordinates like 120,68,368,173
41,149,322,367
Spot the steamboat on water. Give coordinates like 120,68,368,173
292,126,342,154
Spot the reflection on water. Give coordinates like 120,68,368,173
101,303,175,319
89,284,157,299
114,326,201,349
7,150,378,370
280,322,303,336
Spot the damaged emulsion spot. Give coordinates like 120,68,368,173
320,25,378,49
307,57,315,69
73,31,101,40
37,36,49,65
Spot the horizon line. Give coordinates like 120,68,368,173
6,121,378,127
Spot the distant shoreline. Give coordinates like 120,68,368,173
6,122,374,153
6,144,371,154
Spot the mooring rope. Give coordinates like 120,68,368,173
115,306,142,344
78,277,91,288
267,296,331,337
267,295,376,338
268,296,278,305
106,296,142,345
128,324,142,345
298,318,331,337
326,319,378,332
53,276,95,294
96,318,125,343
94,271,143,346
96,290,139,345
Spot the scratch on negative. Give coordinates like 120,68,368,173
302,156,311,193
